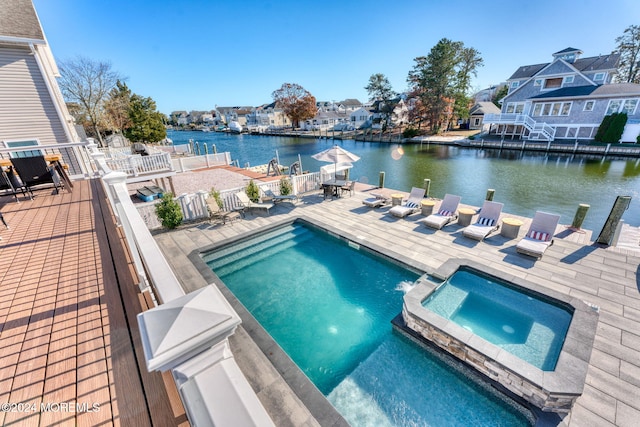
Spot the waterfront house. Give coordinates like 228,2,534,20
484,47,640,142
469,102,501,131
349,106,374,129
0,0,83,175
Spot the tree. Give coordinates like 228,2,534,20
407,38,483,132
272,83,317,128
492,85,509,108
615,24,640,84
103,81,132,135
58,56,123,146
124,94,166,143
365,73,398,130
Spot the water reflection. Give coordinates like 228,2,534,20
168,131,640,232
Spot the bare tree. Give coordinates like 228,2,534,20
58,56,123,146
615,25,640,84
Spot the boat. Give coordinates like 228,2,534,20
228,121,243,134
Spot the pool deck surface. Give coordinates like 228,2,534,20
154,183,640,427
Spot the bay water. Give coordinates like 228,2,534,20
168,130,640,233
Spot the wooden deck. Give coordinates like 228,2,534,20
0,180,187,426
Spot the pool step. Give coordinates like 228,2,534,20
211,231,314,277
207,225,312,273
204,224,305,264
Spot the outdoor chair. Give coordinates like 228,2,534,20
420,194,461,229
340,181,355,197
236,191,274,216
0,167,23,203
205,198,241,225
462,200,504,240
388,187,426,218
516,211,561,259
10,156,62,197
362,192,390,208
260,185,298,205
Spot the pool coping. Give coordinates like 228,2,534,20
403,258,600,413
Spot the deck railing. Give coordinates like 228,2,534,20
87,143,274,426
0,141,94,178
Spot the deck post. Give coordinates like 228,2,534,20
379,171,385,188
485,189,495,201
423,178,431,197
596,196,632,245
571,204,590,230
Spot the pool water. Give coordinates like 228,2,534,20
423,268,573,371
204,223,530,426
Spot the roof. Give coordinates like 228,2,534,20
508,53,621,80
553,47,583,55
0,0,44,41
529,83,640,100
470,102,501,115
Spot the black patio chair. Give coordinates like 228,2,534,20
10,156,63,198
0,167,21,202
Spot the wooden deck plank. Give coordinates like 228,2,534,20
0,180,186,427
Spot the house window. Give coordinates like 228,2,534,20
533,102,572,116
534,79,543,86
623,99,638,115
510,81,520,90
3,139,42,158
563,75,574,84
583,101,595,111
533,104,543,116
474,118,481,126
505,102,524,114
593,73,605,82
606,100,623,115
544,78,563,89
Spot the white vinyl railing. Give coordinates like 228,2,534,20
484,113,555,141
87,142,274,426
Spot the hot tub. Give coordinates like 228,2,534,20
402,259,599,413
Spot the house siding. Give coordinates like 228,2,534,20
0,44,68,146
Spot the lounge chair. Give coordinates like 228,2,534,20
10,156,62,197
236,191,274,216
362,192,390,208
205,198,241,225
462,200,504,240
516,211,561,259
260,185,298,205
420,194,461,229
388,187,426,218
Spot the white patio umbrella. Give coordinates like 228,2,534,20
312,145,360,177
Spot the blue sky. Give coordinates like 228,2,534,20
33,0,640,115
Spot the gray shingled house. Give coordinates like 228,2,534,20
484,47,640,142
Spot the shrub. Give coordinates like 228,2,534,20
245,179,260,202
155,193,183,229
403,127,420,138
637,133,640,144
594,114,615,142
209,187,223,208
279,176,293,196
602,112,627,143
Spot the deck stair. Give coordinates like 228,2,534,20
484,114,555,142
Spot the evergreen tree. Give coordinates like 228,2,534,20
407,38,483,132
365,73,397,130
124,95,166,143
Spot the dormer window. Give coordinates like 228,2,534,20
563,75,574,84
593,73,605,82
510,81,520,90
534,79,543,86
544,78,563,89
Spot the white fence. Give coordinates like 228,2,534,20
137,172,322,230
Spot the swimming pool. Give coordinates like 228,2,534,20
422,267,572,371
203,221,532,426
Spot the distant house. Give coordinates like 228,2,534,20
469,102,501,130
484,47,640,142
349,107,373,129
0,0,82,174
473,84,507,103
